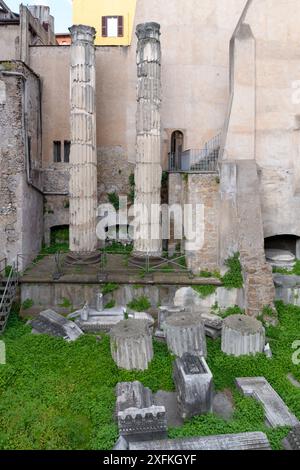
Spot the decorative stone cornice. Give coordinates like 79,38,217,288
136,22,160,41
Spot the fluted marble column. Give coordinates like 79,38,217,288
68,25,99,264
133,22,162,258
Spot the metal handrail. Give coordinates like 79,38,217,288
0,263,17,313
169,133,221,172
0,258,7,275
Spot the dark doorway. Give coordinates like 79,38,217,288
171,131,184,170
264,235,300,257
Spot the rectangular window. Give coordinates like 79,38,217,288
53,141,61,162
64,140,70,163
102,16,124,38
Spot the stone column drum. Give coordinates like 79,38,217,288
67,25,100,264
164,312,207,358
221,315,265,356
110,319,153,370
133,22,162,258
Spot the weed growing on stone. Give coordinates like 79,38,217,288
127,296,151,312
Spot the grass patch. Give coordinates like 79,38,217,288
127,296,151,312
102,242,133,255
0,301,299,450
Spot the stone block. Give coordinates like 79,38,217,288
129,432,271,450
201,312,223,339
75,315,123,333
236,377,299,428
29,309,83,341
158,305,184,329
282,426,300,450
173,353,213,419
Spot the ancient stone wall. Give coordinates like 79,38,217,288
168,173,219,274
0,62,43,268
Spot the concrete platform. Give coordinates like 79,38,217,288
19,254,222,317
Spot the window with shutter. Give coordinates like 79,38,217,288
64,141,70,163
102,16,107,37
118,16,124,37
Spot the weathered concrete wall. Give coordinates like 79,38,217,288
0,5,56,65
222,0,300,241
0,62,43,268
0,24,19,60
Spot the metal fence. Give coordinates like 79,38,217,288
169,133,221,172
0,258,7,276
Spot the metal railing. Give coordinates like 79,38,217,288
0,258,7,276
169,133,221,172
0,263,18,333
129,252,191,275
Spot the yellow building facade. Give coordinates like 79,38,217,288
73,0,137,46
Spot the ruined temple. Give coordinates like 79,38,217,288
1,0,300,317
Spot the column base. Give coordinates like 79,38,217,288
65,251,101,266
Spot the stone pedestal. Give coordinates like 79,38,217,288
67,25,100,265
173,353,213,419
110,319,153,370
221,315,265,356
164,312,207,358
133,22,162,258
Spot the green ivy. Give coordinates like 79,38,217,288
222,253,243,289
101,283,119,296
104,300,116,310
193,284,217,298
21,299,34,310
220,305,245,318
127,296,151,312
58,298,72,309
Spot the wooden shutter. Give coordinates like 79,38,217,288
102,16,107,37
118,16,124,37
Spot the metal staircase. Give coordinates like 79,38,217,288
169,133,221,172
0,261,18,333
